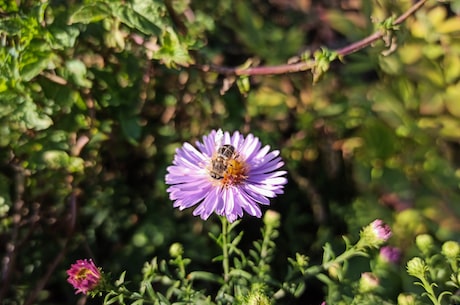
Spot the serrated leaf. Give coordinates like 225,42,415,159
69,2,111,24
111,3,161,36
132,0,170,30
153,28,192,67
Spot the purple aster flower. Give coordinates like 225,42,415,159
165,129,287,222
66,259,101,294
380,246,402,264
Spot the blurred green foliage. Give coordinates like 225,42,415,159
1,0,460,304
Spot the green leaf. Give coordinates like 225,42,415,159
188,271,223,283
228,269,252,280
111,2,161,36
69,2,111,24
437,17,460,34
23,100,53,130
325,9,365,40
452,0,460,14
115,271,127,286
119,114,141,144
42,150,70,169
65,59,92,88
131,299,144,305
49,25,80,49
132,0,169,31
21,52,55,82
153,28,192,67
0,17,22,35
445,84,460,118
104,294,120,305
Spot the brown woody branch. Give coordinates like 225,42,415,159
197,0,428,76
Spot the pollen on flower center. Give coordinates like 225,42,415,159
76,268,94,280
221,159,248,186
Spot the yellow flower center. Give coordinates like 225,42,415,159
221,159,248,186
76,268,96,281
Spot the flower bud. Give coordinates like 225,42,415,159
169,242,184,258
327,262,341,280
360,219,392,248
359,272,380,293
295,253,309,268
379,246,402,264
441,241,460,260
245,290,271,305
406,257,427,277
263,210,281,228
415,234,433,254
371,220,392,241
397,293,417,305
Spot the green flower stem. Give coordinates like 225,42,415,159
304,244,367,277
256,223,273,278
221,216,230,283
417,275,441,305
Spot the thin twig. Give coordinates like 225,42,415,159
196,0,428,76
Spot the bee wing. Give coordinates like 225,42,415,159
214,129,224,150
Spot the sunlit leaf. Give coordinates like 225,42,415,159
69,2,111,24
21,52,55,81
111,2,162,36
65,59,92,88
437,18,460,34
445,84,460,118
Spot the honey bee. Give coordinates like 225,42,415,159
209,144,236,180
